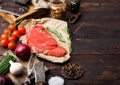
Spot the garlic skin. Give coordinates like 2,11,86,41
9,60,23,75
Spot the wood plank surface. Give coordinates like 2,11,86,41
0,0,120,85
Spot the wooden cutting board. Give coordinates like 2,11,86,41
0,5,49,24
3,50,48,85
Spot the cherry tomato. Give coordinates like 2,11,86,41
8,42,16,50
0,39,9,47
12,30,20,38
8,35,16,42
8,24,16,30
3,29,10,34
0,33,8,39
18,26,26,35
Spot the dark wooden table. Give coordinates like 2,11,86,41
0,0,120,85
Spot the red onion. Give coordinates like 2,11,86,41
0,74,14,85
15,42,31,61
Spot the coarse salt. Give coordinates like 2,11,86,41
48,76,64,85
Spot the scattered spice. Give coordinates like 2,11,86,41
61,63,84,79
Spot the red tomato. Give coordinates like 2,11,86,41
8,24,16,30
8,35,16,42
0,33,8,39
12,30,20,38
3,29,10,34
8,42,16,50
18,26,26,35
0,39,9,47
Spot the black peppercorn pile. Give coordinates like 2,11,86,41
61,63,84,79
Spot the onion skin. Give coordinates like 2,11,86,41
15,42,31,61
0,74,14,85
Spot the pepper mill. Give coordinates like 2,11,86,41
65,0,80,12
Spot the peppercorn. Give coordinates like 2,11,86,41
61,63,84,79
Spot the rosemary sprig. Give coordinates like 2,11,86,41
63,27,72,53
46,27,65,42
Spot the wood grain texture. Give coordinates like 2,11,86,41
0,0,120,85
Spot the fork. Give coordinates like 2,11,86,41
24,53,37,85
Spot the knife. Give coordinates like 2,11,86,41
0,0,29,16
34,62,45,85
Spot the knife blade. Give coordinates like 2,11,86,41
34,62,45,85
0,0,29,16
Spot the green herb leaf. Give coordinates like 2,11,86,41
46,27,65,42
0,53,16,74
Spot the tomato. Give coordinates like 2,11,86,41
8,24,16,30
12,30,20,38
8,35,16,42
18,26,26,35
3,29,10,34
0,39,9,47
0,33,8,39
8,42,16,50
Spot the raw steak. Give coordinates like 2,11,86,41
26,25,67,57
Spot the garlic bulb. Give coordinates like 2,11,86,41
9,60,23,75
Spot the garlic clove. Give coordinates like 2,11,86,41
9,60,23,75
